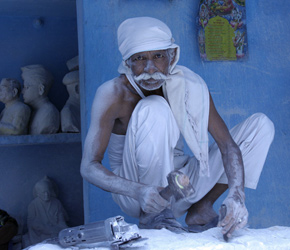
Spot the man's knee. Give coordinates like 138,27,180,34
112,194,140,218
136,95,171,120
251,113,275,141
133,95,179,135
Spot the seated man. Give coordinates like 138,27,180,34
0,209,18,250
80,17,274,238
0,78,31,135
21,64,60,134
26,176,68,246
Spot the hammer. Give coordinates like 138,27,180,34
159,171,195,201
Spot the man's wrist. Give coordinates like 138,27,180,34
228,186,245,204
132,182,146,201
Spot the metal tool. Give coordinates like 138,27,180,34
58,171,194,248
159,170,195,201
220,204,229,242
58,215,141,248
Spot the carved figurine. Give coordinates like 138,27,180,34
21,64,60,134
26,176,68,246
0,78,31,135
61,70,80,133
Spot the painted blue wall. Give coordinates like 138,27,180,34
0,13,78,110
78,0,290,228
0,1,84,236
0,140,83,233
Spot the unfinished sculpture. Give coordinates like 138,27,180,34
61,70,80,133
26,176,68,246
21,64,60,134
66,55,79,72
0,78,31,135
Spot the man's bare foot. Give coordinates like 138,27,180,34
186,183,228,226
139,209,188,233
185,201,218,226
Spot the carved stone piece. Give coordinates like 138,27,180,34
61,70,80,133
21,65,60,134
26,176,68,246
0,78,31,135
66,56,79,72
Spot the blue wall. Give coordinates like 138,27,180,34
78,0,290,228
0,1,84,236
0,3,78,110
0,140,83,232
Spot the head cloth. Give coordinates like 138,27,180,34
117,17,180,74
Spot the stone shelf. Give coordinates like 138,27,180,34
0,133,81,146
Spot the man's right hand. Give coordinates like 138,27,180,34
218,194,248,240
137,186,169,214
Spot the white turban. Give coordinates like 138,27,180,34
117,17,180,69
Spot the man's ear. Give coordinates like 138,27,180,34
39,84,45,96
170,48,177,66
12,88,18,98
125,59,131,68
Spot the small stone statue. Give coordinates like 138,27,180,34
21,64,60,134
0,78,31,135
26,176,68,246
61,70,80,133
66,55,79,72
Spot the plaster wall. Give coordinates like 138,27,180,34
77,0,290,228
0,0,84,237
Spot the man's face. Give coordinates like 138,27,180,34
128,50,171,91
22,76,40,104
0,79,14,104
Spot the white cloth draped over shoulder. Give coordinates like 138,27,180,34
162,66,210,176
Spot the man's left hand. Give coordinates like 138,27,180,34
218,194,248,240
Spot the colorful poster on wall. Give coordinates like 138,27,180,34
197,0,247,61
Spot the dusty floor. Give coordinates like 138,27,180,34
27,226,290,250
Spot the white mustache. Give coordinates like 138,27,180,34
133,72,168,82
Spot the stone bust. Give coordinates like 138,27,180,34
61,70,80,133
0,78,31,135
21,64,60,134
26,176,68,245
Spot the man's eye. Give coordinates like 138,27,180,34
133,56,144,61
154,54,164,59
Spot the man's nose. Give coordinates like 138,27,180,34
144,60,157,75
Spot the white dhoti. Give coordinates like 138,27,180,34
108,95,275,218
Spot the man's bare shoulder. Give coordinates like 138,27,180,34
90,75,139,134
97,76,127,97
95,75,139,105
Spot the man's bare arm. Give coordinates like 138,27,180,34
81,82,140,196
80,80,168,214
208,94,248,236
208,94,244,196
